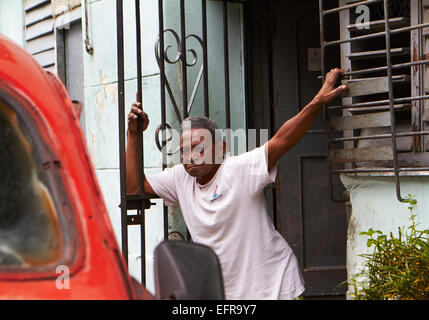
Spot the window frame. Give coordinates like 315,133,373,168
0,81,82,281
319,0,429,203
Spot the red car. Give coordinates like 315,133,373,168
0,35,223,300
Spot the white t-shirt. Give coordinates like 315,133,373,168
146,143,305,300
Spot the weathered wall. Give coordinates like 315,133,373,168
0,0,24,47
82,0,247,294
82,0,164,294
341,173,429,299
51,0,81,16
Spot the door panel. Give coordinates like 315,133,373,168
301,156,346,269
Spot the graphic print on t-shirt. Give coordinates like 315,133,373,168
210,185,223,202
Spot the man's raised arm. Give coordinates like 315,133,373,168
125,102,157,196
266,68,347,171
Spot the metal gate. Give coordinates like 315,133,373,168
319,0,429,203
115,0,249,284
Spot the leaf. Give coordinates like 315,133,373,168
378,235,387,242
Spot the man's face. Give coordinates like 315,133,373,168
180,128,223,179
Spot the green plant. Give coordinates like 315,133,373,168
347,195,429,300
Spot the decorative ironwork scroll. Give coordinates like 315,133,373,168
154,29,205,154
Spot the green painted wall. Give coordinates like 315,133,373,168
341,173,429,299
82,0,247,293
0,0,24,47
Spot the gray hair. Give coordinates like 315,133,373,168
180,117,222,142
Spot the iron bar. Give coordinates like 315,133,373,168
383,0,403,202
266,0,279,228
320,0,429,203
329,131,429,143
317,59,429,79
116,0,128,264
333,167,429,174
180,0,189,119
319,0,344,203
322,0,383,16
347,16,409,31
155,30,204,123
202,0,209,117
135,0,146,286
223,0,231,129
342,59,429,77
417,0,425,152
158,0,168,240
180,0,192,242
154,31,184,124
242,2,251,151
324,22,429,47
187,64,204,115
328,95,429,110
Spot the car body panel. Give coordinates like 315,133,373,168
0,35,152,300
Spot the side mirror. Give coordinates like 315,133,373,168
154,240,225,300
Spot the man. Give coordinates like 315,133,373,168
126,68,347,299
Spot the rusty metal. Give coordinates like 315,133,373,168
154,29,204,125
135,0,147,285
325,22,429,47
223,0,231,129
319,0,429,203
346,47,410,60
346,16,409,33
343,59,429,77
330,131,429,142
317,59,429,79
383,0,404,202
157,0,169,242
328,94,429,110
319,0,345,203
116,0,128,266
333,167,429,174
202,0,209,117
322,0,383,15
116,0,153,285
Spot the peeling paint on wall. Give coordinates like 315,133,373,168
51,0,81,17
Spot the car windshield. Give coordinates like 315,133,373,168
0,100,63,268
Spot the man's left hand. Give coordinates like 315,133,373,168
312,68,347,106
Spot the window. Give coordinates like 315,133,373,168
320,0,429,202
0,98,63,268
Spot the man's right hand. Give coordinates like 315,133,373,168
126,101,157,196
128,102,149,134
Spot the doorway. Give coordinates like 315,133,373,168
248,0,347,299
